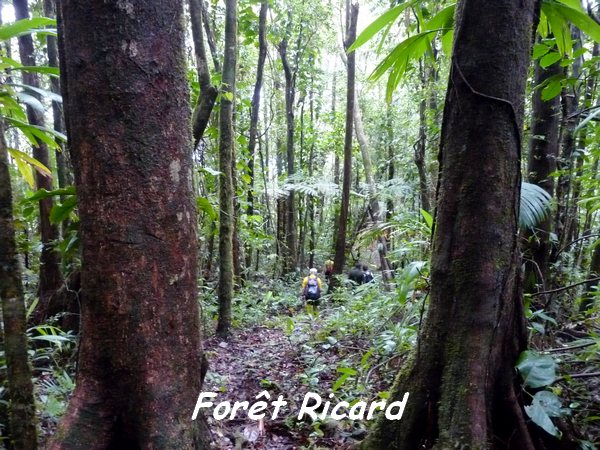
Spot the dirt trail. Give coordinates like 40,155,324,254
202,324,361,449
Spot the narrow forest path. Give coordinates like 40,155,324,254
202,312,374,450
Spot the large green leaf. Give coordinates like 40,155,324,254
519,182,553,230
0,17,55,41
349,1,416,53
26,186,76,202
516,350,557,388
524,391,563,437
50,195,77,224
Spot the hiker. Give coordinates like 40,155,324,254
348,263,365,285
301,268,323,306
324,259,334,282
362,264,374,283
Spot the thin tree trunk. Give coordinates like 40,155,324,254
190,0,218,146
278,37,298,273
0,121,38,450
415,62,432,213
14,0,62,303
524,58,561,294
50,1,209,447
216,0,237,338
361,0,540,447
44,0,71,192
332,3,358,280
245,0,268,270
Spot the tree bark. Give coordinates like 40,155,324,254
14,0,63,303
0,121,38,450
332,3,358,279
361,0,539,448
216,0,237,338
51,1,209,447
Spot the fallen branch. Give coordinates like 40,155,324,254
529,276,600,297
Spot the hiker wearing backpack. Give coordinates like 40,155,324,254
301,268,323,306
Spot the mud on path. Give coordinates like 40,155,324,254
202,323,366,449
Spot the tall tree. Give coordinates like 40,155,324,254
333,2,358,278
216,0,237,338
245,0,269,270
51,1,209,447
361,0,540,448
278,29,298,273
0,122,38,450
14,0,62,302
524,58,561,293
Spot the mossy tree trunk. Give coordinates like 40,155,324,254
361,0,540,448
0,122,38,450
216,0,237,338
50,1,209,447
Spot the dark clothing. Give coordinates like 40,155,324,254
348,266,365,285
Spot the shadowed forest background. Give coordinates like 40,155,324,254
0,0,599,449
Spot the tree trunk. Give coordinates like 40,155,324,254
415,62,432,213
361,0,539,448
0,121,38,450
278,38,298,273
190,0,218,146
524,58,561,294
245,0,268,270
14,0,63,304
216,0,237,338
44,0,72,193
332,3,358,279
51,1,209,447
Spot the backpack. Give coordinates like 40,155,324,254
363,271,374,283
305,276,321,300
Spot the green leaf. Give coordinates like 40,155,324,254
519,182,552,230
0,17,56,41
349,1,416,53
6,147,51,177
524,391,563,437
533,43,551,59
420,208,433,229
197,196,218,221
332,367,357,392
516,350,557,388
541,79,563,100
50,195,77,224
549,1,600,44
16,91,45,114
26,186,76,202
222,91,233,102
539,51,561,68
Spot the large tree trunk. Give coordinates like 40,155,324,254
216,0,237,338
0,122,38,450
524,58,561,294
51,1,209,447
360,0,539,448
14,0,63,304
332,3,357,279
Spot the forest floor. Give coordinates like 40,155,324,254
203,320,378,450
